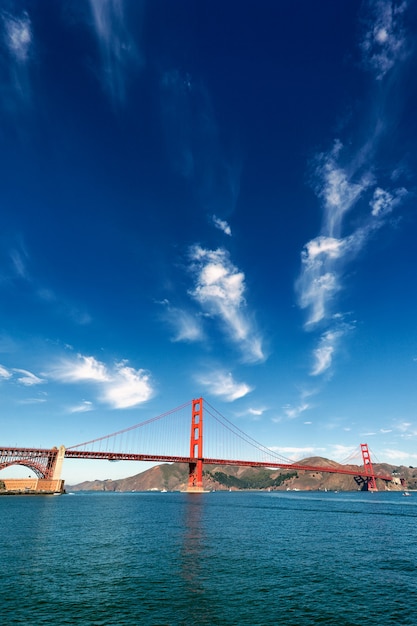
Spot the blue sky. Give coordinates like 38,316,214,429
1,0,417,484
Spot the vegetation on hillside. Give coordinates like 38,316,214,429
205,469,297,490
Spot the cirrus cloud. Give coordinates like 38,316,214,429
189,245,265,363
195,370,253,402
360,0,409,80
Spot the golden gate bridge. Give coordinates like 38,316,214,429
0,398,393,493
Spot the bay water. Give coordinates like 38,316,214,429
1,491,416,625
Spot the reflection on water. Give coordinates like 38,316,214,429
180,494,206,590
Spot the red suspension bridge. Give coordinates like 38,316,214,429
0,398,393,492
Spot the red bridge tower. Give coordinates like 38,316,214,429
188,397,204,492
360,443,377,491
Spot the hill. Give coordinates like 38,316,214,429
67,458,417,492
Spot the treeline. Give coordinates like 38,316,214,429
205,469,297,490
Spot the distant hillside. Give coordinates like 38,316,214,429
67,459,416,492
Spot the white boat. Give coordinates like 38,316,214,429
403,491,411,497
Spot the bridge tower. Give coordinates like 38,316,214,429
360,443,377,491
188,397,204,492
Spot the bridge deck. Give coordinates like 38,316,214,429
64,450,393,482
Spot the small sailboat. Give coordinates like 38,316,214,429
402,491,411,497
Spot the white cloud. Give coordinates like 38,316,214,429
18,396,47,405
3,11,32,63
7,239,31,280
247,407,266,416
282,402,310,419
189,245,264,362
370,186,407,216
159,300,204,343
49,353,154,409
1,10,33,103
270,446,324,460
0,364,12,379
69,400,94,414
303,236,347,261
0,364,44,386
316,143,372,237
101,362,154,409
296,135,408,375
196,370,253,402
311,328,346,376
212,215,232,236
360,0,409,80
296,143,377,326
383,448,417,462
51,354,110,383
87,0,142,103
12,368,44,386
311,344,334,377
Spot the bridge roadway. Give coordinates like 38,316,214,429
64,450,394,482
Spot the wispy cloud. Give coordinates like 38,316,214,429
310,325,352,376
158,299,204,343
0,363,44,386
0,364,12,380
247,407,267,417
296,141,377,328
296,141,408,375
1,9,33,104
360,0,409,80
212,215,232,236
282,401,311,419
50,354,109,383
10,247,29,279
189,245,264,362
196,370,253,402
49,353,154,409
18,395,47,405
370,186,407,217
294,1,411,382
87,0,143,104
68,400,94,414
12,368,45,386
3,10,31,62
269,446,324,460
382,448,417,462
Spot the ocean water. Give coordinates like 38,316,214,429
1,491,416,625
